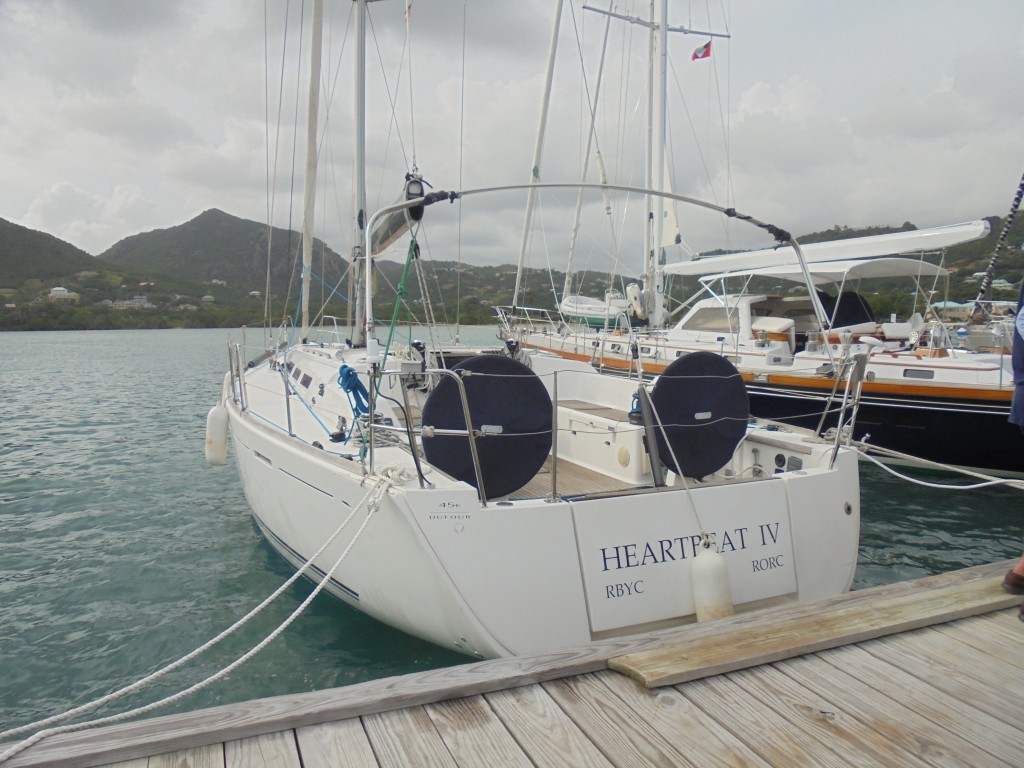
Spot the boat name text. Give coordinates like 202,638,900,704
600,522,782,572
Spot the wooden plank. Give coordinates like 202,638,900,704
540,673,699,767
147,744,224,768
362,706,456,768
95,760,148,768
424,695,532,768
225,731,300,768
779,652,1015,767
853,626,1024,737
3,561,1013,768
933,609,1024,669
295,719,377,768
591,670,772,768
609,568,1020,687
976,607,1024,639
823,643,1024,765
485,685,613,768
709,663,932,767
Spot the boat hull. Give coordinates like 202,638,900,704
515,332,1021,476
221,349,862,658
747,383,1024,475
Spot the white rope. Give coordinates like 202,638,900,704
0,473,401,764
857,448,1024,492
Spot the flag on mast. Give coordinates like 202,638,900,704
692,40,712,61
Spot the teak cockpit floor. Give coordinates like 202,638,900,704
509,455,635,500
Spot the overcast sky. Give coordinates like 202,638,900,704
2,0,1023,277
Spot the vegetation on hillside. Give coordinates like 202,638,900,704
2,209,1022,332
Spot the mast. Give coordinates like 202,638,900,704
583,2,728,327
646,0,669,327
351,0,369,347
300,0,324,342
563,6,613,304
512,0,564,311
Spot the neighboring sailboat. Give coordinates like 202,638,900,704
497,2,1022,476
509,220,1024,476
209,0,866,658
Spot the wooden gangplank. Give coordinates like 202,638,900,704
2,560,1021,768
609,560,1023,687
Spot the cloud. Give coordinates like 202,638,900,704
1,0,1023,272
24,183,159,255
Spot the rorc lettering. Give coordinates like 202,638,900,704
605,581,644,599
752,555,784,572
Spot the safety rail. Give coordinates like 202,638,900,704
225,340,866,505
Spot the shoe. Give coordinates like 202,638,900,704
1003,569,1024,595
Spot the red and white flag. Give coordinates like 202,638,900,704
692,40,712,61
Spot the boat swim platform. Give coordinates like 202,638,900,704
5,560,1022,767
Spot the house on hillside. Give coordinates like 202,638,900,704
46,287,79,304
112,295,154,310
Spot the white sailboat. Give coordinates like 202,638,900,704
208,0,864,659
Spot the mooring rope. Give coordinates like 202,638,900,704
856,444,1024,492
0,469,408,765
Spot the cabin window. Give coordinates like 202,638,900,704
681,306,738,332
641,346,653,355
609,344,622,353
902,369,935,380
291,367,301,380
300,374,313,389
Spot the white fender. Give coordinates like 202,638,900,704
205,404,229,466
691,533,734,622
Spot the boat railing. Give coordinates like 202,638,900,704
373,366,491,505
820,351,870,466
310,315,350,346
495,305,562,334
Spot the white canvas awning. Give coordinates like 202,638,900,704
665,220,989,277
699,257,949,286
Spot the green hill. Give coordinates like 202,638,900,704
99,208,349,300
0,218,99,286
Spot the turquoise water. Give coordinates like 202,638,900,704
1,327,1021,734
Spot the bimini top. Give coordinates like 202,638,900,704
698,256,950,286
664,219,989,277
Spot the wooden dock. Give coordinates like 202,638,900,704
4,560,1022,767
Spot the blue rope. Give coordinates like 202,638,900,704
338,365,370,416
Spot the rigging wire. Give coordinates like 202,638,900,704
264,0,295,332
365,9,410,210
405,1,418,173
